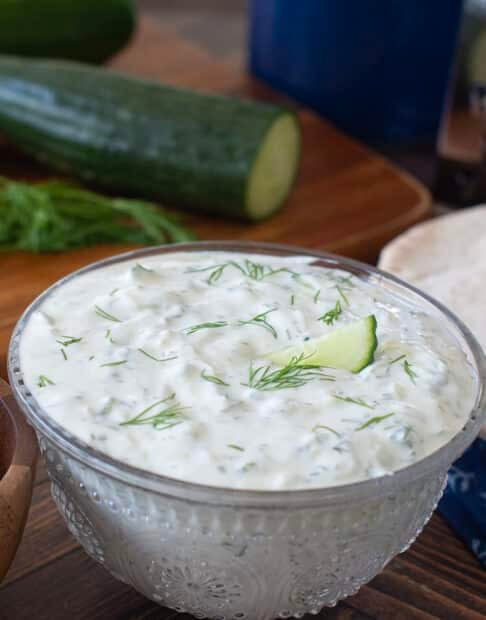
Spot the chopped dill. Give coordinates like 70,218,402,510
120,393,188,430
105,329,111,340
109,288,119,296
329,273,354,287
243,353,335,391
56,336,82,347
37,375,54,387
313,289,321,304
339,274,354,286
403,359,418,384
138,349,178,363
312,424,341,437
290,272,315,290
390,354,406,365
335,285,349,306
184,320,228,335
94,305,121,322
227,444,245,451
100,360,127,368
319,300,342,325
238,308,278,339
290,294,295,305
60,348,67,361
201,369,229,386
234,259,287,281
88,355,95,361
188,260,298,285
334,394,374,409
187,262,228,285
356,412,394,431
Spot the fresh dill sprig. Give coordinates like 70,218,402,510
201,369,229,386
403,359,418,384
138,349,178,363
356,412,394,431
313,289,321,304
56,335,82,347
37,375,54,387
334,394,374,409
187,262,228,284
233,259,293,281
335,285,349,306
120,393,188,430
243,353,335,391
188,260,297,285
312,424,341,437
94,305,121,323
238,308,278,339
227,444,245,451
60,348,67,361
100,360,127,368
319,300,342,325
390,354,406,365
0,177,195,253
184,320,228,335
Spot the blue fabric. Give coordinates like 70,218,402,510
437,438,486,567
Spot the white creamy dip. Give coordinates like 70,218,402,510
19,251,475,490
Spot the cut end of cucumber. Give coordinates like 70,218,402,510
266,315,378,373
246,113,301,221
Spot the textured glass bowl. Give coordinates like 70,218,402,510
8,242,486,620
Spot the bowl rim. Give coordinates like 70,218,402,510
8,241,486,508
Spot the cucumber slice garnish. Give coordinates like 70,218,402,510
266,315,377,373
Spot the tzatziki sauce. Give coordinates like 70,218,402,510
19,251,475,490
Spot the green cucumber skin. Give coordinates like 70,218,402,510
0,0,135,64
357,314,378,373
0,57,296,220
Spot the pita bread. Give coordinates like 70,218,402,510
379,206,486,434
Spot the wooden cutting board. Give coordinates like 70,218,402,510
0,17,430,380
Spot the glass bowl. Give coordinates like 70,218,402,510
8,242,486,620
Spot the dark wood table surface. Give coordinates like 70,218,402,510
1,2,485,619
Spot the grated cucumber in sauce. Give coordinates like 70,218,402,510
19,251,475,490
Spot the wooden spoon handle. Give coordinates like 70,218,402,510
0,377,38,581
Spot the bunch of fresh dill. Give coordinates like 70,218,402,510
0,177,196,252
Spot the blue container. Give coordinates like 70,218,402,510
249,0,464,144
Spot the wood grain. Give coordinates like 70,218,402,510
0,11,481,620
0,378,38,582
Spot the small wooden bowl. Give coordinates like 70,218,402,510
0,377,37,582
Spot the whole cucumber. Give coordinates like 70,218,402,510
0,0,135,64
0,57,301,221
